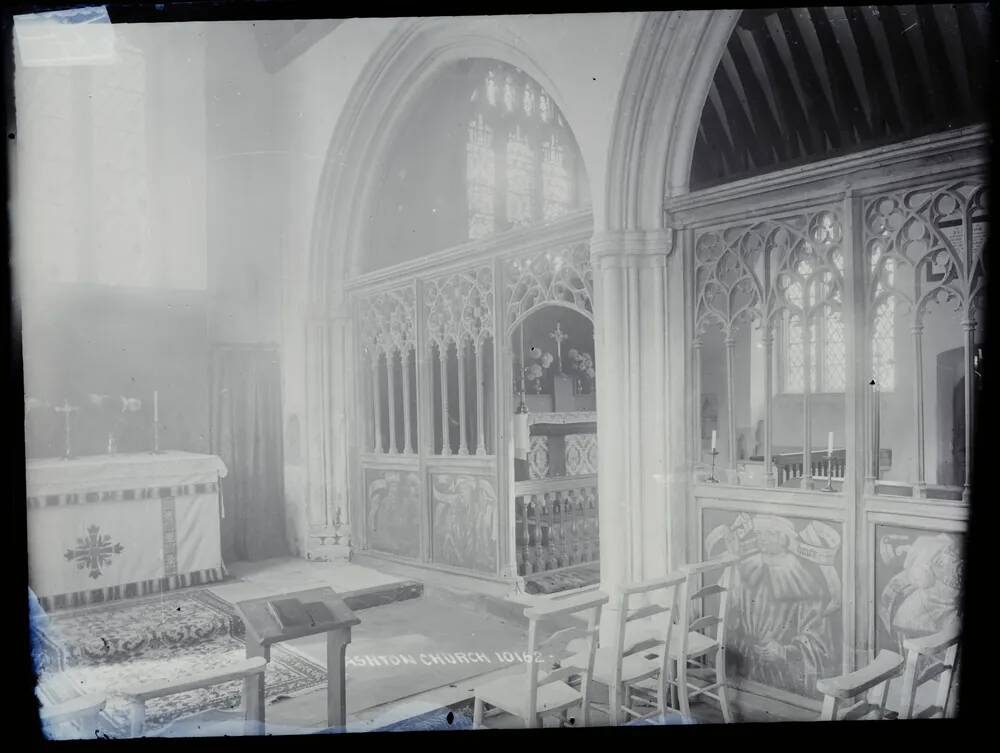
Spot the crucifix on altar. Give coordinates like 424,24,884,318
549,322,568,374
54,399,80,460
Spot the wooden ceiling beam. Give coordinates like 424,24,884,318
728,27,790,164
704,73,756,173
763,11,825,155
790,7,839,129
858,5,909,133
877,4,934,127
953,2,987,117
707,81,738,158
922,4,972,117
894,6,939,113
777,7,844,151
807,6,873,144
719,48,758,139
736,26,785,141
824,7,873,131
714,49,773,168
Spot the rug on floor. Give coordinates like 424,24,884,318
523,562,601,594
37,589,326,739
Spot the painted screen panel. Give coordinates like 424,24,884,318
703,509,844,700
365,468,422,559
431,473,498,574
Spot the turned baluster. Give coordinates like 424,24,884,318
535,494,548,572
524,497,536,575
554,492,565,568
515,496,526,576
588,487,599,561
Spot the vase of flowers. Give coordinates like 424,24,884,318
567,349,596,394
523,349,554,394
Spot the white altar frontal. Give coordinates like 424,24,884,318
26,452,228,612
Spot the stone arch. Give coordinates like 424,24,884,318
603,10,738,233
307,17,587,314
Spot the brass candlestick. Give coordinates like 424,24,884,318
707,449,720,483
822,452,836,492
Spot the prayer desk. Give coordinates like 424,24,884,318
235,587,360,732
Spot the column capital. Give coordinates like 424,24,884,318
590,228,674,264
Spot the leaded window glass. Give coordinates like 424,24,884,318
464,61,582,240
466,114,495,240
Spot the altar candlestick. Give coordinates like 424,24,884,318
54,399,80,460
711,430,717,451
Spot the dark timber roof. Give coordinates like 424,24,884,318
689,5,991,190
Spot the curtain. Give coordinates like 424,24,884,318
210,344,288,563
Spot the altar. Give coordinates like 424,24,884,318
26,452,228,612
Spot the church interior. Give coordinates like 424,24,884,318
12,5,986,738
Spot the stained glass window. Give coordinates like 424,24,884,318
467,113,495,240
505,125,535,227
542,134,572,221
464,62,581,240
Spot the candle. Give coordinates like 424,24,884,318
711,430,717,451
154,390,159,423
827,431,834,456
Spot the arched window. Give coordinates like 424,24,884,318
465,62,578,239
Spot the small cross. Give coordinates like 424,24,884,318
549,322,568,373
54,399,80,460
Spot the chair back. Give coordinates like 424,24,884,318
612,573,687,688
522,591,610,716
898,624,961,720
676,555,738,656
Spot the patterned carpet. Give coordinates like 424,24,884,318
37,589,327,738
523,562,601,594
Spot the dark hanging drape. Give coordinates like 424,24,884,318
210,344,288,563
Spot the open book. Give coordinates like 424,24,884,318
267,598,336,631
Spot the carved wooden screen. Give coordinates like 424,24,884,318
358,285,418,455
504,242,599,583
694,207,846,488
424,266,495,456
863,179,987,501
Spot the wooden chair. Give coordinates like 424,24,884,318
119,656,267,737
897,625,960,720
816,651,905,721
472,591,609,729
662,555,738,723
37,691,107,739
562,573,686,726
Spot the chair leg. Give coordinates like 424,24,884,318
609,680,621,726
820,694,839,722
473,697,484,730
715,648,733,723
677,657,691,718
580,676,591,727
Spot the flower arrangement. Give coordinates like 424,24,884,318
522,349,554,394
567,348,596,394
88,393,143,453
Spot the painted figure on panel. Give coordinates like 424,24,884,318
432,475,497,573
367,471,422,559
707,513,842,697
877,531,963,652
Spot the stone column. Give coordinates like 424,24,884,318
304,307,353,562
591,229,683,641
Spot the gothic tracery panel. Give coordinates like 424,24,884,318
358,285,418,454
423,266,495,456
504,243,593,331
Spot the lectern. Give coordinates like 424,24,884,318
235,587,360,732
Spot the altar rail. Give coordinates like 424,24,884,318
750,450,848,487
514,475,599,576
